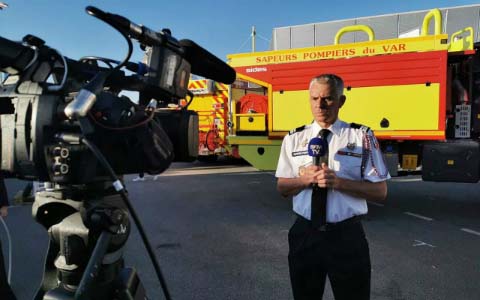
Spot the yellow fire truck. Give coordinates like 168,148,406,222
187,79,233,160
226,8,480,183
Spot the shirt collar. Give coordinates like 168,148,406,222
311,119,344,137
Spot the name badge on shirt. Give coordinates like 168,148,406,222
337,150,362,158
292,150,308,157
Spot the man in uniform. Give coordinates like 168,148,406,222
276,74,389,300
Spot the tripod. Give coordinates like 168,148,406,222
32,182,147,300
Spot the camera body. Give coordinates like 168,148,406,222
0,20,211,184
0,81,198,184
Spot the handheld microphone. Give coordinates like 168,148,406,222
308,137,328,167
308,137,328,188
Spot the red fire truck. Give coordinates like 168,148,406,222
226,8,480,183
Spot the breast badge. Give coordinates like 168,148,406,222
298,166,306,176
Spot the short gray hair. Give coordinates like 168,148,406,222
309,74,344,96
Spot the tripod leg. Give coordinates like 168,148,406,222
0,239,16,300
114,268,147,300
74,231,113,300
34,239,59,300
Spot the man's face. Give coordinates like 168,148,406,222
309,81,345,127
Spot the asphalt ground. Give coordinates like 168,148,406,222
1,160,479,299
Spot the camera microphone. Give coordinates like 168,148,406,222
86,6,177,50
85,6,236,85
179,39,236,84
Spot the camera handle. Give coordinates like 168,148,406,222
32,188,147,300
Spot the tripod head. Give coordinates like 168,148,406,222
32,185,144,300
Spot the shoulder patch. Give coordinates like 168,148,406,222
289,125,306,135
350,122,370,133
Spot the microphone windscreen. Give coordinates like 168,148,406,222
179,39,236,84
308,137,327,157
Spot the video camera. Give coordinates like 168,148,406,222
0,6,236,184
0,6,236,299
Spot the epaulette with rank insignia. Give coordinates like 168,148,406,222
350,122,371,133
289,125,305,135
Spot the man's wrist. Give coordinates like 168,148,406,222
299,177,311,190
333,177,346,190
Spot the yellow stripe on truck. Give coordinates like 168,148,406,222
342,83,441,131
271,83,442,135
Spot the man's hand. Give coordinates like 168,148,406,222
277,164,327,197
300,165,322,187
313,163,388,201
0,206,8,218
314,163,339,188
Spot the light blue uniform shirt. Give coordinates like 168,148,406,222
275,119,390,223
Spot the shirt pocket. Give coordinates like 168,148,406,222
334,150,363,180
293,155,312,176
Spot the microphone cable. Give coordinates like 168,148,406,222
0,214,13,284
81,137,172,300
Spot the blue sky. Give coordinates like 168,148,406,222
1,0,479,66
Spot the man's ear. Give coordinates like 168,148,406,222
339,95,346,108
